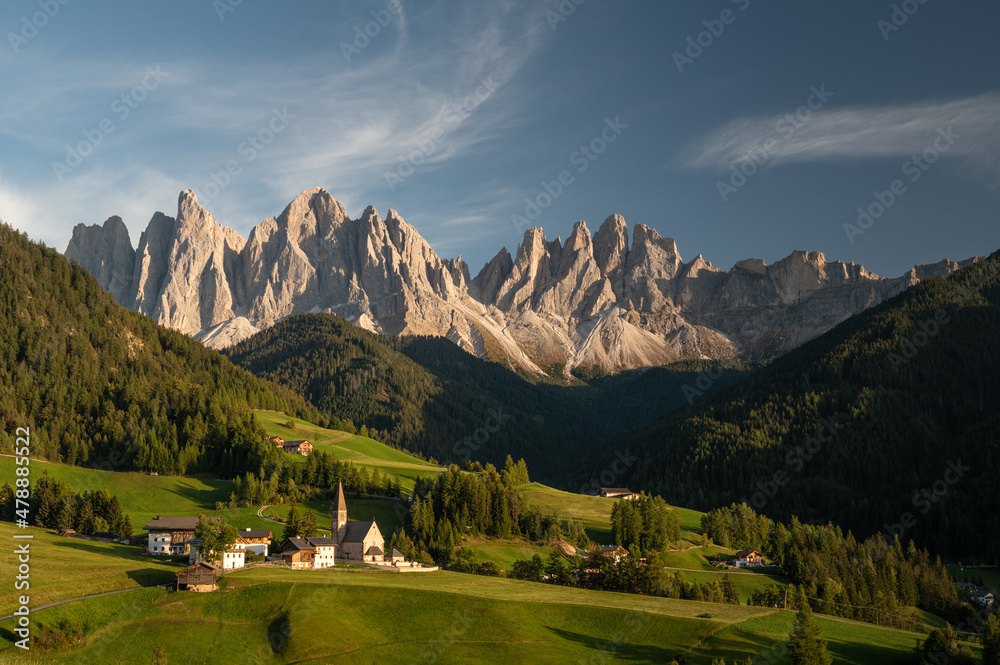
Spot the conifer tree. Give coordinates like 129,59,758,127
787,598,832,665
301,509,318,538
283,502,301,541
983,614,1000,665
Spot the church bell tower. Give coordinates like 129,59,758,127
333,482,348,545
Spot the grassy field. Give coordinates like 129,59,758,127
256,411,444,493
0,522,179,617
518,483,704,547
0,561,964,664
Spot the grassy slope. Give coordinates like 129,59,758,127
0,522,178,616
0,562,966,665
256,410,444,493
518,482,704,547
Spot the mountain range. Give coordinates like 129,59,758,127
66,188,980,375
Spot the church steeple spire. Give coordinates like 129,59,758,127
334,482,348,545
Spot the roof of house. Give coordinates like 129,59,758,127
282,537,312,551
600,488,634,494
144,516,219,531
237,529,272,540
305,537,337,547
389,548,404,558
341,520,378,543
732,550,760,559
178,561,218,574
283,439,311,446
600,545,626,553
366,546,384,556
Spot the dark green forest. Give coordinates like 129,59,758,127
223,312,750,478
0,223,319,477
701,503,963,629
583,253,1000,560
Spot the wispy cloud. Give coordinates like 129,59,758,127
0,0,551,249
678,92,1000,183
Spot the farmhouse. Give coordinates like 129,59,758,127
144,516,220,555
600,545,629,563
279,536,337,569
598,488,640,500
731,550,763,568
264,435,285,447
236,528,273,556
973,591,996,607
176,561,218,592
282,439,313,455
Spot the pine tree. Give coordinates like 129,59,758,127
722,573,740,604
983,614,1000,665
301,509,318,538
787,599,832,665
283,502,301,541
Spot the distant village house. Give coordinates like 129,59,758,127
731,550,763,568
176,562,218,592
144,516,220,555
597,488,640,500
281,439,313,456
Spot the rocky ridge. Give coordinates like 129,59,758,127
66,188,980,375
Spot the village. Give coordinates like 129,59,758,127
142,482,436,592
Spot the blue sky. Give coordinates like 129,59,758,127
1,0,998,278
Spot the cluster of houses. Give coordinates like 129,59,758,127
263,435,313,456
956,581,996,607
596,487,640,500
148,483,427,592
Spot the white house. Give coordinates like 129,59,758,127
221,548,246,571
144,516,217,555
731,550,763,568
235,528,272,557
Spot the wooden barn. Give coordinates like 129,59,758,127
176,562,218,592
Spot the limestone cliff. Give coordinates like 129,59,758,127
66,188,981,375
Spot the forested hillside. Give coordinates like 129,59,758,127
224,313,751,478
582,252,1000,559
0,223,318,477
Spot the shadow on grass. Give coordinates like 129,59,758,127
125,568,177,586
163,478,232,509
547,626,677,662
51,539,184,567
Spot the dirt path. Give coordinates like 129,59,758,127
0,586,160,622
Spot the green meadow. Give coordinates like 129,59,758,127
255,411,444,493
0,560,965,664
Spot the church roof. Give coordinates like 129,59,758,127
366,545,384,556
341,520,378,543
336,482,347,515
